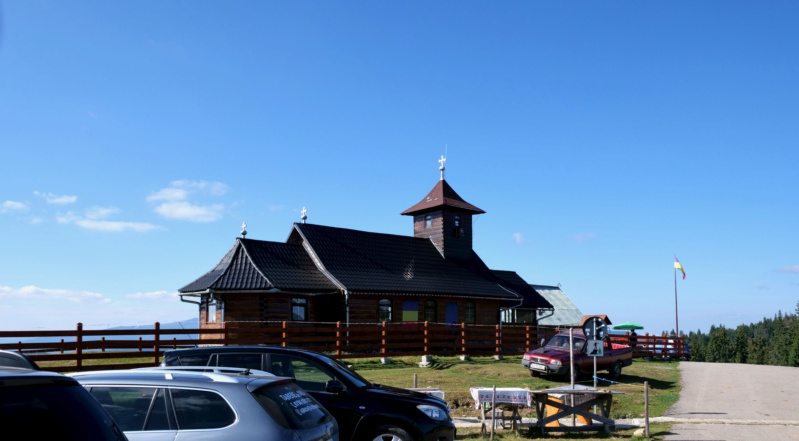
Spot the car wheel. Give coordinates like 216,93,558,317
610,361,623,378
370,425,414,441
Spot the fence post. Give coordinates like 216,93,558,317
282,322,287,347
60,338,64,354
138,337,143,352
153,322,160,365
525,325,530,352
494,324,503,360
76,322,83,370
336,321,342,358
382,321,387,357
460,323,469,361
424,321,429,354
101,337,106,353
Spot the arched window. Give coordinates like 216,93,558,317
425,215,432,228
465,302,476,324
424,301,437,323
378,299,392,322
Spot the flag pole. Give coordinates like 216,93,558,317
674,265,679,338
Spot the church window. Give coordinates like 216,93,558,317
206,298,217,323
378,299,392,322
465,302,476,324
424,301,437,323
454,216,460,227
291,298,307,321
425,215,432,227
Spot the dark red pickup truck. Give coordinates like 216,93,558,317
521,330,632,381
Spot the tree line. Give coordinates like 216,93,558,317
682,301,799,366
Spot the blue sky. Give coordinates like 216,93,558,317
1,1,797,335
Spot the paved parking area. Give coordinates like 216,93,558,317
664,362,799,440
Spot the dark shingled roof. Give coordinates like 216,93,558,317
179,239,339,294
490,270,554,309
401,179,485,216
292,223,518,299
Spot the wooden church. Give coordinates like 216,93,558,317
179,159,552,332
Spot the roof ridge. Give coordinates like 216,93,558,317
237,239,274,287
292,224,347,291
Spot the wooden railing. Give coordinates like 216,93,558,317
0,322,687,373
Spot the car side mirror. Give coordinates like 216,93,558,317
326,380,345,394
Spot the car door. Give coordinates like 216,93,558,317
269,354,362,440
88,387,177,441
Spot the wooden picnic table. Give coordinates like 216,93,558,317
530,387,624,434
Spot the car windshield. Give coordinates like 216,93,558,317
546,335,586,351
0,379,126,440
322,356,371,388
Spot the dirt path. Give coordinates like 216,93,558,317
663,361,799,440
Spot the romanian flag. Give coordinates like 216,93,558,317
674,257,686,279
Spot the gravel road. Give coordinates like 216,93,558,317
663,361,799,440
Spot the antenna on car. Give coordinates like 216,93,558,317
176,320,198,348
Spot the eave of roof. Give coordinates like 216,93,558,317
401,179,485,216
490,270,554,309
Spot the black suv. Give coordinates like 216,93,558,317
161,346,455,441
0,367,127,440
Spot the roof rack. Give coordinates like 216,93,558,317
136,366,274,377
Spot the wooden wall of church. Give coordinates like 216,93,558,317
348,296,500,325
200,292,504,328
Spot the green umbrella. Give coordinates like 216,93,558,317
612,322,644,331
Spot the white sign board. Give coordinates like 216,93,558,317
587,339,604,357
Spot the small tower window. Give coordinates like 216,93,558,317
454,216,460,227
425,215,432,228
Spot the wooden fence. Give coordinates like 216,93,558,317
0,321,687,373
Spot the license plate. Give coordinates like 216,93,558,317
530,363,546,372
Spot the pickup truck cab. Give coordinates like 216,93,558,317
521,330,632,381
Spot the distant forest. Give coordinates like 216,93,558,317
681,301,799,366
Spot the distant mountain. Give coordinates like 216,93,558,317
0,318,200,346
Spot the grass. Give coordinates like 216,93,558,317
344,355,681,440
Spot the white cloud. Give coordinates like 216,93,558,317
0,285,110,304
147,187,188,202
1,200,28,212
778,265,799,273
570,232,596,243
169,180,228,196
74,219,161,232
148,180,228,222
512,232,528,244
85,206,120,219
154,202,224,222
34,191,77,204
126,290,179,301
57,209,160,232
